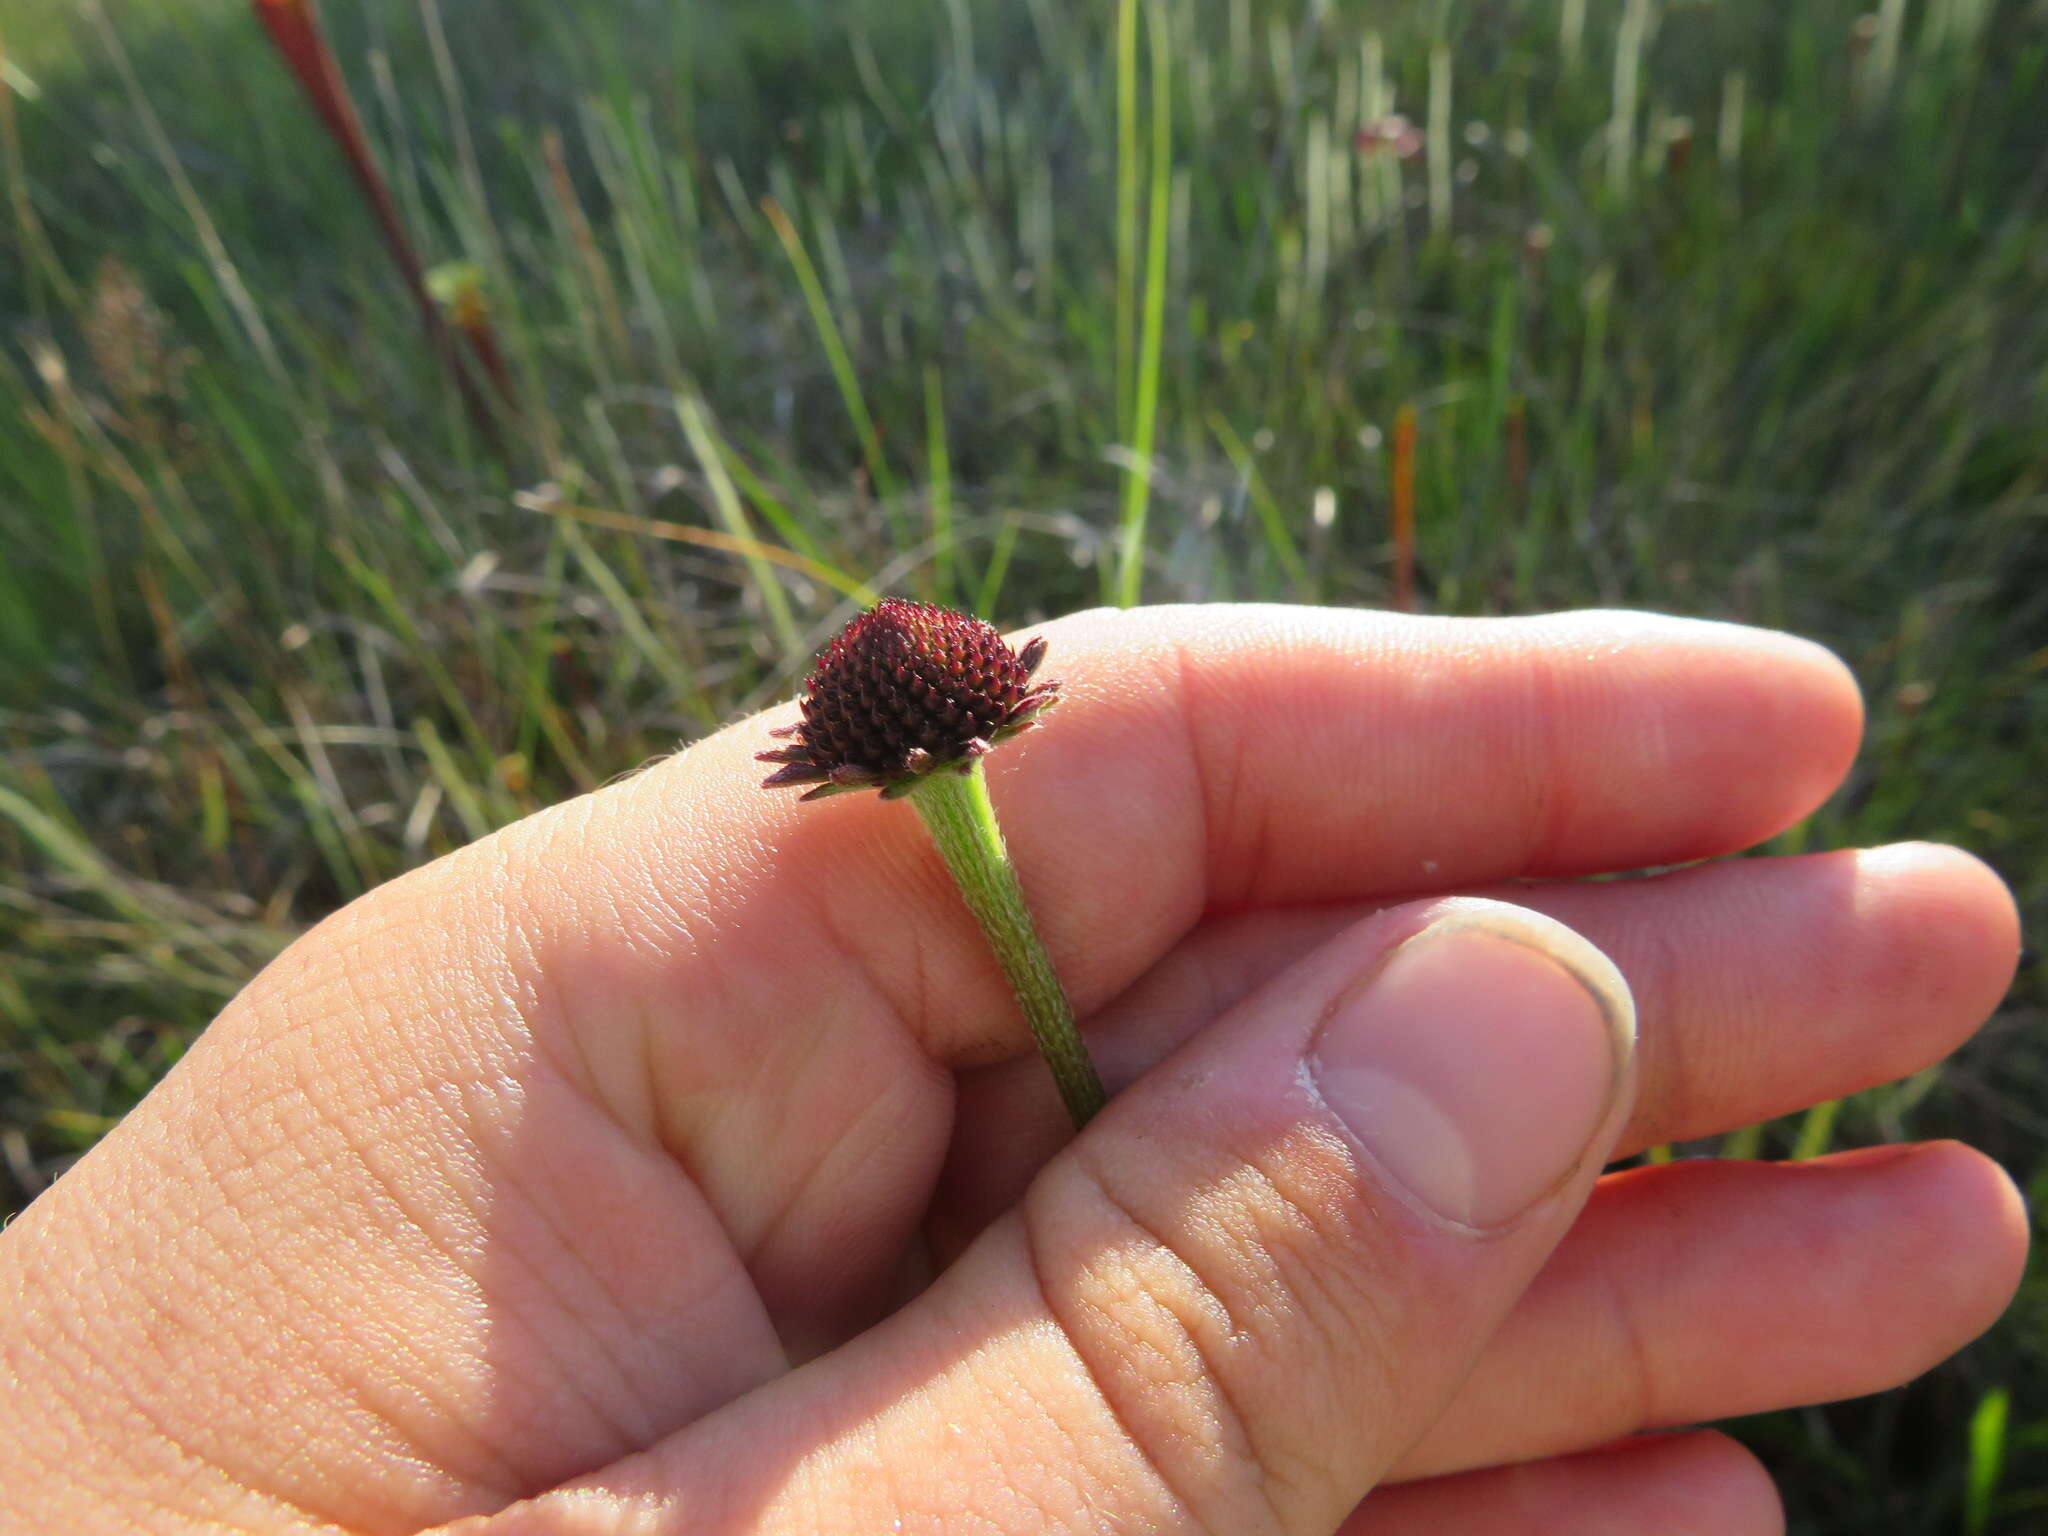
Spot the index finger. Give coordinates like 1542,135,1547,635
656,603,1862,1060
503,604,1863,1331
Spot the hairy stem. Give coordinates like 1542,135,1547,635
910,763,1106,1128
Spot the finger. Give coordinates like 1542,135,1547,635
1344,1432,1782,1536
1391,1141,2028,1480
935,843,2018,1244
464,900,1640,1534
682,605,1862,1059
587,607,1854,1326
1505,843,2018,1153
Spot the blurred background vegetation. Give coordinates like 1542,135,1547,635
1,0,2044,1528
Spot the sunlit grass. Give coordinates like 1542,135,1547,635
1,1,2044,1529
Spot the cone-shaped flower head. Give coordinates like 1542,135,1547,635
758,599,1058,800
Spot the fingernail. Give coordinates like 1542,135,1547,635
1310,911,1634,1230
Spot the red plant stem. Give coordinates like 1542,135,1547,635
459,314,517,410
1506,395,1528,523
251,0,505,451
1391,404,1417,612
445,285,519,410
1666,127,1693,181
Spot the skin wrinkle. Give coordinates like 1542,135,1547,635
447,1084,708,1455
1592,1237,1666,1441
636,1026,735,1209
657,920,902,1212
568,859,711,986
516,921,632,1137
1080,1170,1292,1534
539,779,725,970
806,858,955,1067
122,1488,304,1536
1014,1199,1205,1536
520,788,611,907
741,1086,932,1344
612,884,944,1365
274,1068,543,1507
17,1258,207,1521
204,921,396,1060
32,1265,331,1536
538,966,666,1162
296,919,515,1155
186,1050,339,1193
739,1049,937,1279
264,937,711,1506
667,813,812,947
630,991,672,1194
1071,1141,1252,1343
1229,1125,1403,1412
1028,1146,1304,1536
1832,865,1976,1044
171,1021,508,1515
121,1212,366,1474
900,1349,1004,1534
436,1193,662,1481
1601,896,1693,1155
485,876,574,1067
1226,692,1286,914
469,806,692,1157
894,878,942,1050
3,1340,66,1502
1512,641,1576,878
1165,631,1228,914
169,1166,428,1488
1214,1138,1401,1511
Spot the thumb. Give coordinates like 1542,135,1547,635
467,898,1636,1535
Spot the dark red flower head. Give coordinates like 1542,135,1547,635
758,598,1059,800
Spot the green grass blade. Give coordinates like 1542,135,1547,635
924,364,957,607
1209,412,1309,595
1965,1387,2010,1535
1113,0,1171,609
975,513,1022,621
1115,0,1139,440
761,196,898,515
1791,1098,1844,1161
677,394,805,664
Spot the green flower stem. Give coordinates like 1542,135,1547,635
909,761,1106,1129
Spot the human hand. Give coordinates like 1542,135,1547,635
0,606,2026,1534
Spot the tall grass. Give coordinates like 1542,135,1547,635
2,1,2046,1529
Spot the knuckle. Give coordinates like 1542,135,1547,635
1021,1128,1394,1533
1595,1252,1666,1434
